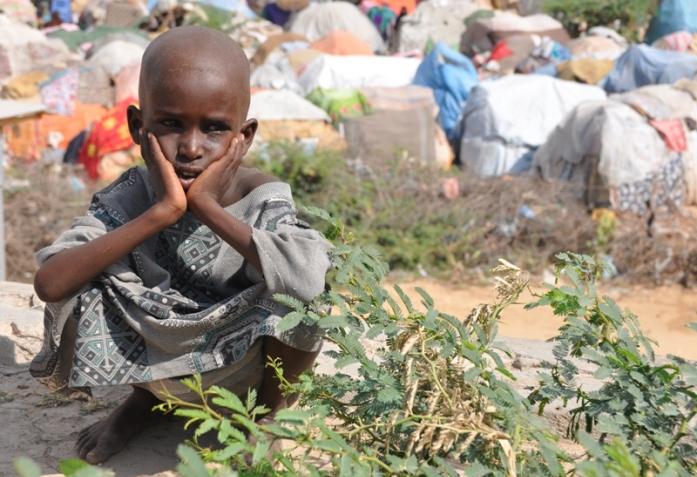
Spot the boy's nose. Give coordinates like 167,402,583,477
177,129,204,161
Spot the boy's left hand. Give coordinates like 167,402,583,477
186,134,244,209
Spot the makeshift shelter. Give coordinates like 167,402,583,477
460,12,569,56
306,88,372,125
87,39,146,79
412,42,479,142
0,14,71,82
358,85,454,167
248,89,346,150
288,2,385,53
77,64,115,108
395,0,482,54
344,106,437,163
532,92,695,214
566,35,626,61
298,54,421,93
557,58,615,85
603,45,697,93
0,0,37,26
250,32,308,66
645,0,697,45
3,100,107,161
459,74,606,177
310,31,374,56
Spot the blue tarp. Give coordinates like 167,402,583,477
645,0,697,45
603,45,697,93
412,42,479,142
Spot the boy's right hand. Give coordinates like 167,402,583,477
140,129,187,223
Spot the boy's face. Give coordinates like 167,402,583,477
127,59,256,186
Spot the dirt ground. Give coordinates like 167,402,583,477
1,276,697,477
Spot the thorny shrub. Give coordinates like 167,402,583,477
14,213,697,476
154,215,697,476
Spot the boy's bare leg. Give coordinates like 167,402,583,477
76,386,165,464
256,336,320,417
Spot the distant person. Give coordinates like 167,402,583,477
30,25,332,464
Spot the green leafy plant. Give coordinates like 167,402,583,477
526,252,697,475
542,0,657,41
160,208,569,476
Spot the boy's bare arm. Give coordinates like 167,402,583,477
34,131,187,303
34,204,183,302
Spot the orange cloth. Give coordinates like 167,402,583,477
369,0,415,14
78,98,137,180
310,31,375,56
3,100,108,161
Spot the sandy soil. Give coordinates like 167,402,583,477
1,277,696,476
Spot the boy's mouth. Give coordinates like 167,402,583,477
177,170,199,190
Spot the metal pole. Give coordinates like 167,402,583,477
0,133,6,281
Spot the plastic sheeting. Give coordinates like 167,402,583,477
532,99,691,211
412,42,478,142
87,40,145,79
459,75,606,177
288,2,385,53
0,15,71,81
645,0,697,45
298,54,421,94
248,89,330,121
395,0,482,54
604,45,697,94
460,12,569,56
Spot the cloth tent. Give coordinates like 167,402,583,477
603,45,697,93
531,85,697,213
459,74,606,177
288,2,385,53
395,0,482,54
248,89,345,151
0,14,71,82
298,54,421,94
645,0,697,45
251,32,308,66
310,30,374,56
460,12,569,56
412,42,478,142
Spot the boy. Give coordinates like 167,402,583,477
30,26,332,465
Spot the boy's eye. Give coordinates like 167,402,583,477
206,123,229,132
160,119,181,128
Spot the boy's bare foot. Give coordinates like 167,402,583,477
76,386,164,464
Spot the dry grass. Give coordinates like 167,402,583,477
5,159,697,287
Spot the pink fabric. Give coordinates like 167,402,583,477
649,118,687,152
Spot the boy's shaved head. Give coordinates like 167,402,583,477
139,26,251,121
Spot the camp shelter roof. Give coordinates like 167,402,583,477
298,54,421,93
0,0,37,27
288,2,385,53
88,40,146,79
645,0,697,45
603,45,697,93
47,25,148,51
531,95,697,212
0,100,44,127
248,89,330,121
251,32,308,66
0,15,71,82
611,83,697,120
460,12,569,56
460,74,606,177
396,0,483,53
310,31,374,56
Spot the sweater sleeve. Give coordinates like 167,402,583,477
246,195,332,304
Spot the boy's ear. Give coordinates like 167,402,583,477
240,118,258,155
127,105,144,144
